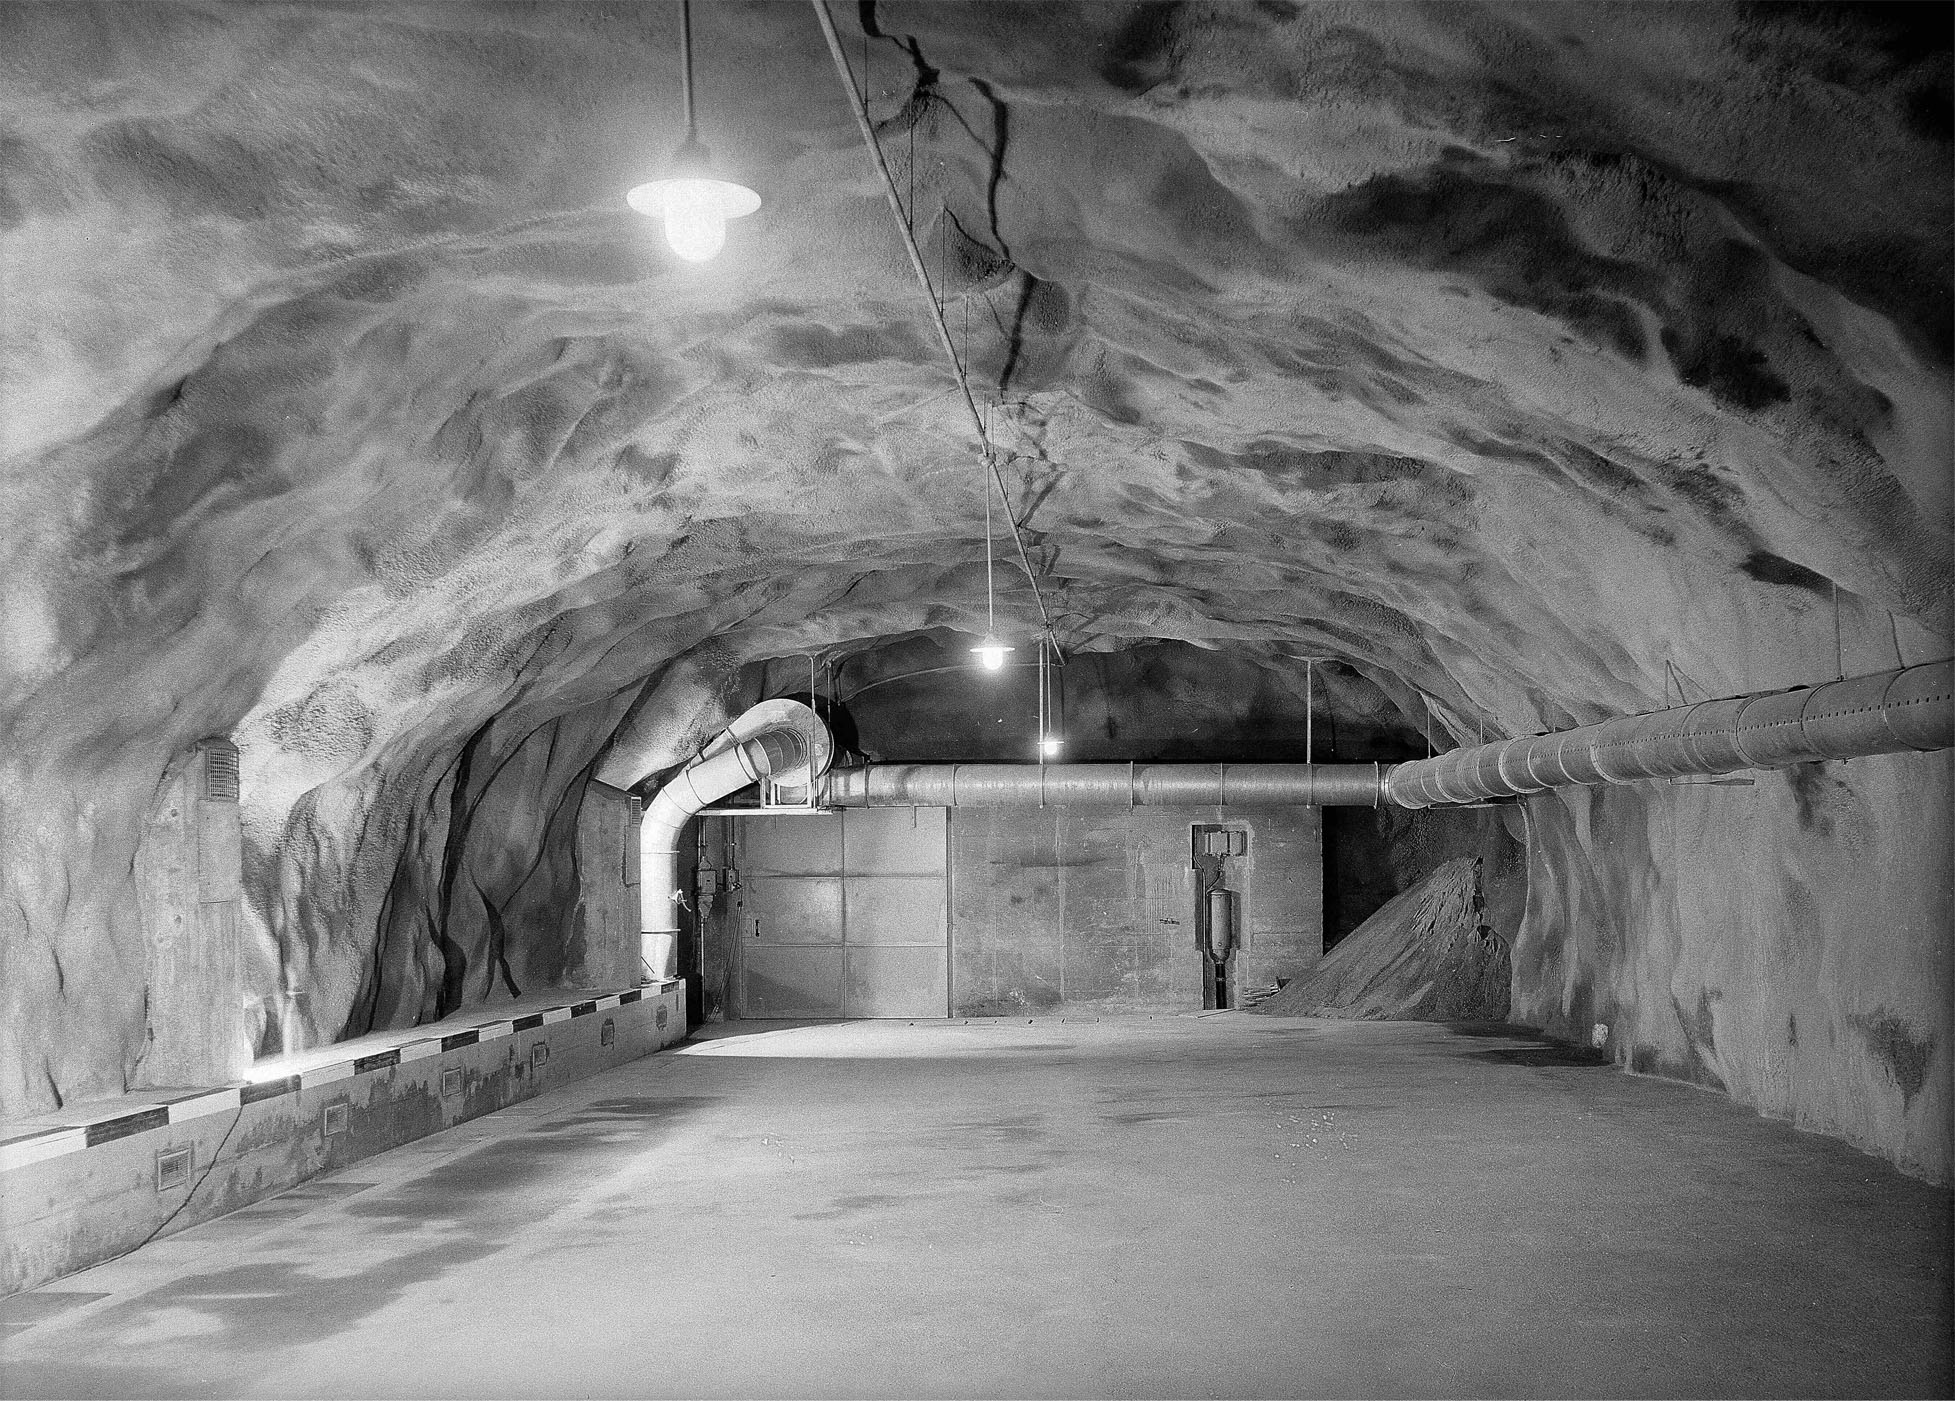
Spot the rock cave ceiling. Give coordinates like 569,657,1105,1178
0,2,1949,1089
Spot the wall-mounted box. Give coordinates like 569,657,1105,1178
155,1145,194,1193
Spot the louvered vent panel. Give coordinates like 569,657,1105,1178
628,796,643,824
201,740,240,802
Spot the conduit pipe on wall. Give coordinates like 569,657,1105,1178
820,763,1387,808
1384,659,1953,809
637,701,831,981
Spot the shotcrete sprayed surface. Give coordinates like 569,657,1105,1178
0,3,1948,1173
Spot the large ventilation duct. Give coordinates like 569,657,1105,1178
1384,660,1953,809
636,699,832,981
809,663,1949,815
820,763,1387,808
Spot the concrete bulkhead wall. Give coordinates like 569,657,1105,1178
0,983,685,1297
949,804,1322,1016
1513,749,1952,1184
694,805,1324,1020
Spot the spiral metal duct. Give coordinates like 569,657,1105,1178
819,762,1387,808
1384,659,1953,809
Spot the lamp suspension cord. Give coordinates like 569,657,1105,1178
811,0,1056,652
680,0,697,143
984,408,997,635
1305,658,1314,766
1038,636,1048,753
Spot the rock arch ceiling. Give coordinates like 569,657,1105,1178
0,2,1947,1107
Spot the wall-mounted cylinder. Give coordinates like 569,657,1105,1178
1207,890,1235,962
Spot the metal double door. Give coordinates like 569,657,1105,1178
733,807,948,1019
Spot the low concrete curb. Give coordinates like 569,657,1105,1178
1,982,684,1296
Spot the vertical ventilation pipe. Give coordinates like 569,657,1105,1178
1384,660,1953,808
637,700,832,982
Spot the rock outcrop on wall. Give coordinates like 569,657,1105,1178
1256,856,1511,1022
1515,750,1952,1183
0,3,1946,1179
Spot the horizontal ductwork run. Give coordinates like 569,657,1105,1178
806,663,1950,815
1384,659,1953,809
819,763,1387,808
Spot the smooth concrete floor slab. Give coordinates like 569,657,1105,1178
1,1015,1947,1400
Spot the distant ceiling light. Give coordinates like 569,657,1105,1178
1040,736,1064,758
627,1,759,263
972,638,1014,671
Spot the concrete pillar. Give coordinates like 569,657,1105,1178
572,781,641,986
132,739,248,1087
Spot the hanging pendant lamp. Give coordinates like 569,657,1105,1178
627,0,760,262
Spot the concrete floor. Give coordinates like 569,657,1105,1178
1,1015,1947,1400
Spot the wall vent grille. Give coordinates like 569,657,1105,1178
628,796,643,823
530,1042,549,1070
155,1145,193,1192
322,1101,349,1137
600,1018,616,1047
201,740,240,802
440,1066,464,1098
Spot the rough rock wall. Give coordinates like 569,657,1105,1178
1514,750,1953,1183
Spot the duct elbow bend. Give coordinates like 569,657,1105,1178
634,702,829,981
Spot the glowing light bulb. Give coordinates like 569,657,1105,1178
1041,736,1064,757
972,638,1013,671
627,176,761,263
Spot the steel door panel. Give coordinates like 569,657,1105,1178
740,876,843,945
742,814,843,875
845,946,947,1018
844,807,947,876
844,875,947,946
741,945,845,1018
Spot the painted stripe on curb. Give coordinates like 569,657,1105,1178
167,1089,242,1123
86,1107,170,1147
242,1075,300,1105
0,985,673,1175
299,1063,355,1089
0,1129,87,1172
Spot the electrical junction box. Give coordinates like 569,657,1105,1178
195,739,242,903
155,1145,193,1192
1200,829,1248,857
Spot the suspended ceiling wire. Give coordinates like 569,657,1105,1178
811,0,1059,654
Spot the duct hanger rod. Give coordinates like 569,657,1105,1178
811,0,1058,652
